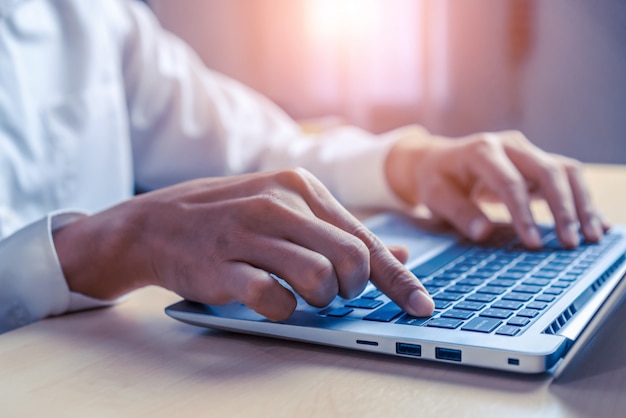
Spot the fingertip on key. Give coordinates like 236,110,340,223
408,289,435,317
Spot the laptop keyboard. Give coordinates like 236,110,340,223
319,228,622,337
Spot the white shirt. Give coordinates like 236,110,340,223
0,0,404,333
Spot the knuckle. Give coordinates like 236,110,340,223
303,256,337,307
561,156,583,176
310,257,335,288
536,158,567,183
338,238,369,273
275,167,315,190
504,130,529,144
248,192,291,217
467,133,500,157
351,223,378,249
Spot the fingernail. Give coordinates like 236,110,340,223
590,217,604,240
565,222,580,247
409,289,434,317
468,217,490,242
527,227,543,249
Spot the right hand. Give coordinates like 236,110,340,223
54,168,434,321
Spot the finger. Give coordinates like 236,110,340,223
466,136,542,249
388,245,409,264
264,169,372,298
251,212,370,300
280,169,434,316
503,143,580,248
369,246,435,318
232,236,342,307
561,157,606,242
422,177,494,243
224,261,297,321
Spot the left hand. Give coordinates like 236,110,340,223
385,127,609,249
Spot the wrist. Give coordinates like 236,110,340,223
53,201,152,300
384,126,436,205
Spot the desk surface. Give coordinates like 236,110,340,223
2,164,626,418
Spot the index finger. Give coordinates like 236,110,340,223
292,169,434,317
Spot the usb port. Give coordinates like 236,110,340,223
396,343,422,357
435,347,462,362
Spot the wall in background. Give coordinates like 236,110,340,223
148,0,626,163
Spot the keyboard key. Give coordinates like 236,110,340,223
424,285,442,295
433,292,464,301
324,307,353,317
477,286,507,295
552,281,570,289
517,309,540,318
466,271,494,279
363,302,404,322
512,285,542,294
502,292,533,302
540,265,566,272
426,318,464,329
523,278,550,286
431,274,458,282
514,262,538,270
461,317,502,333
498,272,525,280
441,309,475,320
362,289,383,299
507,265,533,273
532,271,559,279
480,308,513,319
434,299,453,310
466,293,496,303
457,278,485,286
454,301,486,311
544,287,564,295
491,300,524,310
489,279,517,288
423,279,452,288
559,274,578,282
445,285,475,294
396,314,430,326
535,294,555,303
496,325,521,336
526,302,548,310
345,299,384,309
507,316,531,327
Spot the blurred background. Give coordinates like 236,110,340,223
148,0,626,163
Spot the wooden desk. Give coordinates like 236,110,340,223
1,164,625,418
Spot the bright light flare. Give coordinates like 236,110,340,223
304,0,382,44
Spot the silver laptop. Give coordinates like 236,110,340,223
165,212,626,374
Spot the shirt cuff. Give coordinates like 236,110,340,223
326,126,409,210
0,211,114,333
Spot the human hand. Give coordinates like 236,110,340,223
385,128,609,249
53,169,434,320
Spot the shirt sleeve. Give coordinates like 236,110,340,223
119,0,408,209
0,211,113,334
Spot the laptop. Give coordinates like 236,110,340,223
165,212,626,374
